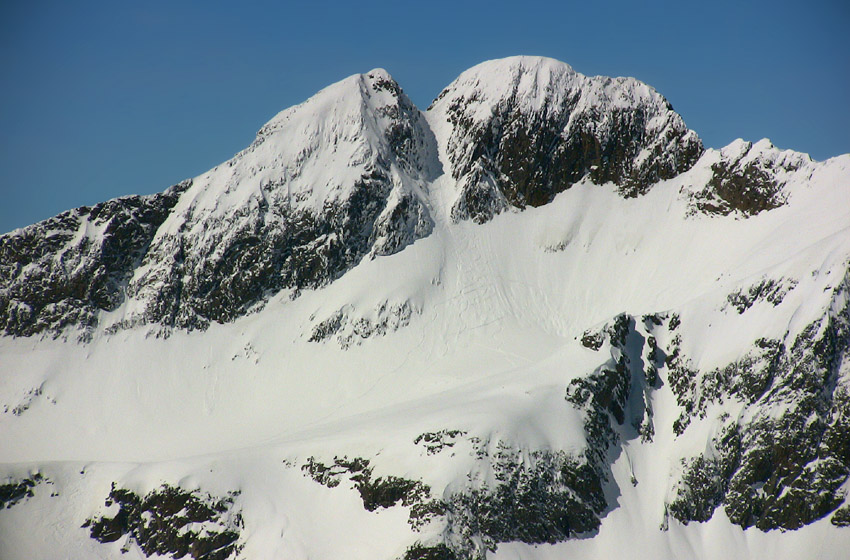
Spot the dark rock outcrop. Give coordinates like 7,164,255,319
667,268,850,530
0,182,189,339
403,542,459,560
442,444,606,559
724,277,797,314
0,473,46,509
84,483,242,560
687,139,809,217
302,456,440,528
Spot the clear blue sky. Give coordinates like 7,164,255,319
1,0,848,234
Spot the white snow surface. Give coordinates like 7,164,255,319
2,57,850,559
431,56,672,121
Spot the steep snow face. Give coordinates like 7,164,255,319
238,68,439,216
426,56,704,222
121,68,440,331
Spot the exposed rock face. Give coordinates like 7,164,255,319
0,473,47,509
84,484,242,560
0,183,189,339
687,139,810,217
667,267,850,530
302,456,438,525
308,299,418,348
723,277,797,314
427,56,704,222
575,313,667,447
442,445,606,559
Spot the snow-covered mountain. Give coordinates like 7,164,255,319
1,56,849,560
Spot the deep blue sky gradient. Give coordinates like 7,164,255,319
2,0,848,233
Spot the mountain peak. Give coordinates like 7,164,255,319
456,55,577,84
428,56,703,221
430,55,578,114
253,68,405,150
363,67,395,82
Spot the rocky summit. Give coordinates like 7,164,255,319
1,56,849,560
